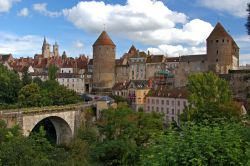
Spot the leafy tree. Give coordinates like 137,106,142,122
86,106,163,166
18,83,42,107
48,65,58,81
246,3,250,35
33,77,43,87
183,72,240,123
0,64,21,104
21,66,32,86
141,122,250,166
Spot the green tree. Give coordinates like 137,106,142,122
0,64,21,104
86,106,163,166
18,83,42,107
141,122,250,166
21,66,32,86
246,3,250,35
183,72,240,123
48,65,58,81
33,77,43,87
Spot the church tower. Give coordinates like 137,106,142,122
42,37,51,58
92,31,116,94
53,42,59,57
207,22,239,74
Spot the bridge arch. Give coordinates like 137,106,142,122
22,111,77,145
31,116,72,144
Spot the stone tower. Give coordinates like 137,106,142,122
53,42,59,57
92,31,116,94
42,37,51,58
207,22,239,74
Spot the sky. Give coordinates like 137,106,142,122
0,0,250,64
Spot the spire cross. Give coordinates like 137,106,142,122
103,23,106,31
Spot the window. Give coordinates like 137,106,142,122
172,109,174,115
216,40,219,43
177,109,180,115
216,59,218,62
166,100,169,105
183,101,187,107
217,50,219,55
161,107,164,113
172,101,174,106
171,117,175,122
166,108,169,114
177,101,180,106
156,100,159,104
161,100,164,105
67,79,69,82
152,106,154,111
156,107,159,112
222,39,224,43
152,99,155,104
147,106,150,111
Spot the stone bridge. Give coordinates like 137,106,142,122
0,103,92,144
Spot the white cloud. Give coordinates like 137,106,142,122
63,0,214,55
74,40,84,49
199,0,249,17
147,44,206,57
0,32,44,57
0,0,20,12
17,8,29,17
33,3,61,17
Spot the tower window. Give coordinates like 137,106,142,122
216,40,219,43
216,50,219,55
216,59,218,62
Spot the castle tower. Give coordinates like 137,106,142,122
92,31,116,94
42,37,51,58
53,42,59,57
207,22,239,74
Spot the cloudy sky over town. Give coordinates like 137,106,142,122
0,0,250,64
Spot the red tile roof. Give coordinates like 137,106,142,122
93,31,115,46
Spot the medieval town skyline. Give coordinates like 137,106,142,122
0,0,249,64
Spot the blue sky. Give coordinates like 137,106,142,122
0,0,250,64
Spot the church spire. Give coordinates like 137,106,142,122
43,36,47,46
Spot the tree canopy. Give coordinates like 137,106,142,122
182,72,241,123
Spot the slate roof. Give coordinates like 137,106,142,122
180,54,207,62
146,55,164,63
147,87,188,99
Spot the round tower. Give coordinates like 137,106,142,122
207,22,239,74
92,31,116,94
